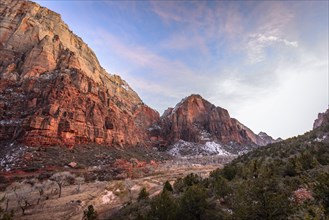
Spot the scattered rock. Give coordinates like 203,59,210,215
68,161,77,168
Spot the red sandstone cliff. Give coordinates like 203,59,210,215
0,0,159,147
151,95,278,149
0,1,279,153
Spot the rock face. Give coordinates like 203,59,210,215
313,108,329,130
0,0,159,147
0,0,279,154
160,94,254,145
149,95,279,155
256,132,282,146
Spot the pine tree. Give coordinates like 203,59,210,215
137,187,149,202
163,181,173,192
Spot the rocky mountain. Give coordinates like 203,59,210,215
313,108,329,130
149,95,279,156
0,0,159,148
257,131,282,146
114,107,329,220
0,0,279,158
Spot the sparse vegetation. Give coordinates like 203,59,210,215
0,196,13,220
12,181,34,215
75,176,85,193
137,187,149,202
50,172,75,198
163,181,173,192
111,127,329,219
83,205,98,220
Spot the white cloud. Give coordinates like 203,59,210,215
62,1,327,139
257,34,298,47
246,34,298,64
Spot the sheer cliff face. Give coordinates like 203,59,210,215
156,95,277,147
158,95,251,145
0,0,159,147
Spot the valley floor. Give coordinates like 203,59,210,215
0,160,229,220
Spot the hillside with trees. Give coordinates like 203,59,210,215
111,115,329,219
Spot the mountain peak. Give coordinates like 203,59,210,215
174,94,207,107
186,94,203,100
0,0,159,147
313,108,329,130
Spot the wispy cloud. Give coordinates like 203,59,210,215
246,34,298,64
257,34,298,47
95,1,301,111
55,0,327,138
239,2,298,64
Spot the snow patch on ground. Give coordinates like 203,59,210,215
314,135,327,142
0,119,22,125
199,130,211,141
168,140,232,157
0,144,26,171
202,141,231,155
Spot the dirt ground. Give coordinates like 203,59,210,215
0,163,222,220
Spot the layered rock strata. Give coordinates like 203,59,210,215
0,0,159,147
149,94,279,150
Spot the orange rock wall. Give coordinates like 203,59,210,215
0,0,159,148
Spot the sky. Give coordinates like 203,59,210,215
34,0,328,139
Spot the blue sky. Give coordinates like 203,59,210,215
35,0,328,139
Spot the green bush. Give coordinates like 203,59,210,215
314,173,329,215
222,165,237,181
137,187,149,202
83,205,98,220
163,181,173,192
178,184,209,220
148,190,178,220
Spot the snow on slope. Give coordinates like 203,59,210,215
168,140,232,157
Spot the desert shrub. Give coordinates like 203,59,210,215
137,187,149,202
314,173,329,215
222,165,237,181
231,177,291,220
50,172,75,198
148,190,178,220
163,181,173,192
83,205,98,220
178,184,209,220
283,159,298,177
10,181,34,215
75,176,85,193
0,211,13,220
173,174,202,194
213,175,231,198
0,196,13,220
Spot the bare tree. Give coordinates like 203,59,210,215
75,176,84,193
33,180,54,205
11,182,33,215
0,195,12,217
50,172,75,198
1,194,10,213
124,178,134,203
